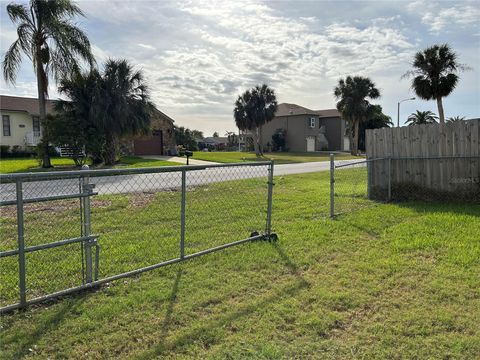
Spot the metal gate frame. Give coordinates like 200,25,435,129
0,161,277,313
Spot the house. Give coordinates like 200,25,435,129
0,95,55,150
257,103,349,152
123,107,176,156
196,136,229,150
0,95,176,156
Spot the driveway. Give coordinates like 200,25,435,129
0,159,364,202
141,155,217,166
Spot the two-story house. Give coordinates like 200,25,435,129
258,103,349,152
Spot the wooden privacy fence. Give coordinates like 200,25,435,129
365,120,480,201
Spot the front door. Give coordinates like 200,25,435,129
306,137,315,152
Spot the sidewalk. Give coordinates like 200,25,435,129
140,155,218,165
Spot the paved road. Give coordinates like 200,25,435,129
0,159,364,202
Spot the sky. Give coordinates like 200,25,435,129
1,0,479,135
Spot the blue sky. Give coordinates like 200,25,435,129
1,0,479,135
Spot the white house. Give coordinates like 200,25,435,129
0,95,54,150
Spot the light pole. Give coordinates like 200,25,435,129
397,97,415,127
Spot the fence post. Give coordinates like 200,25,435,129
180,169,186,259
387,157,392,201
16,179,26,307
81,165,93,283
330,154,335,218
266,161,274,235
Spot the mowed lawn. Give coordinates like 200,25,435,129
0,171,479,359
0,156,180,174
192,151,361,164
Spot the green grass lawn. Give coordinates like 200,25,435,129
192,151,361,164
0,156,180,174
0,171,479,359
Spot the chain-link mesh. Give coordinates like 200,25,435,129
331,156,480,217
0,163,272,309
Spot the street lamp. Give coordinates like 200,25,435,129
397,97,415,127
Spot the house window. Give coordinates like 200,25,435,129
2,115,11,136
309,117,316,128
32,116,41,136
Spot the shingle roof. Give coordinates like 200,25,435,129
276,103,340,118
0,95,56,115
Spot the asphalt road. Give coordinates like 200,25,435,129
0,159,364,202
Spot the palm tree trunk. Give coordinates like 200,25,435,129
436,97,445,125
258,125,264,156
103,133,117,165
36,58,52,168
252,128,260,157
352,119,360,156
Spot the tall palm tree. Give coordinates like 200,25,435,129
334,76,380,156
446,116,466,123
403,44,467,125
406,110,438,126
94,59,152,165
234,84,277,156
3,0,95,167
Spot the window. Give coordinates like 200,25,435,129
2,115,11,136
32,116,41,136
309,117,316,128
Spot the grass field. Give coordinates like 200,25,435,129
192,151,361,164
0,170,479,359
0,156,180,174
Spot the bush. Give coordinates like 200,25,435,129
0,145,10,157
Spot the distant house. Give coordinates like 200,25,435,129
256,103,349,152
196,136,229,150
0,95,55,150
0,95,176,156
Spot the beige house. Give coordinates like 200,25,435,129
0,95,176,156
257,103,349,152
0,95,54,150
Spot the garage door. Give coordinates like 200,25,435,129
306,136,315,152
134,130,163,155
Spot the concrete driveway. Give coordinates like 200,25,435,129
141,155,217,166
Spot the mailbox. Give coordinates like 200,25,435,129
185,150,193,165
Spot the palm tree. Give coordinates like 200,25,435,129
3,0,95,167
94,59,152,165
447,116,466,123
406,110,438,126
403,44,467,125
234,84,277,156
358,105,393,151
334,76,380,156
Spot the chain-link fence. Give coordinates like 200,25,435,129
330,155,480,217
0,162,276,311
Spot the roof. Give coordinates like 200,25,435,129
275,103,340,118
198,137,228,144
0,95,175,123
0,95,56,115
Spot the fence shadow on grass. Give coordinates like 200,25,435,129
2,296,86,359
135,243,310,359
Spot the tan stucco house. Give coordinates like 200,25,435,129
257,103,349,152
1,94,176,156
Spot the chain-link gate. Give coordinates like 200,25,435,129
0,161,276,312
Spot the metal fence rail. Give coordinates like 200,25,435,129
330,154,480,217
0,161,276,312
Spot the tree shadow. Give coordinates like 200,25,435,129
135,244,311,359
1,296,86,359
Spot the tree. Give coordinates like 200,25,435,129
225,131,238,148
94,59,152,165
212,131,219,137
174,126,199,150
406,110,438,126
403,44,467,125
447,116,466,123
234,84,277,156
54,68,103,164
3,0,95,168
358,105,392,151
271,128,287,152
334,76,380,155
